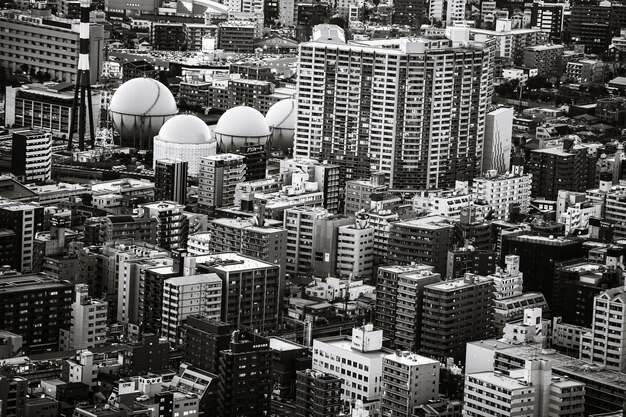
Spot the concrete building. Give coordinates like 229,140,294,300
420,274,494,361
469,20,545,65
429,0,466,25
59,284,107,351
530,2,565,42
294,26,495,190
295,369,342,417
11,130,52,183
565,59,605,84
473,168,532,220
312,324,393,415
380,351,440,417
0,274,73,353
5,83,100,139
151,22,186,51
184,317,233,374
523,44,564,76
218,20,256,53
198,154,246,213
0,10,105,84
161,273,223,345
580,287,626,373
0,201,44,273
335,222,374,279
345,175,388,216
155,159,188,205
139,201,188,251
195,252,280,332
279,158,342,213
483,107,513,174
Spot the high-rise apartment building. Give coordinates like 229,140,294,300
429,0,466,25
161,274,223,345
184,316,234,374
295,369,342,417
580,287,626,373
155,159,188,205
198,154,246,214
196,252,280,332
0,201,44,273
420,274,494,361
139,201,189,251
335,222,374,279
11,130,52,183
530,2,565,42
217,330,272,417
344,174,388,216
469,19,545,66
59,284,107,351
0,274,73,353
380,351,440,417
483,107,513,174
473,168,532,220
294,26,494,190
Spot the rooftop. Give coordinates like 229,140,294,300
195,252,275,271
269,337,307,351
314,335,393,360
468,371,531,390
385,351,439,366
0,274,73,293
164,273,221,287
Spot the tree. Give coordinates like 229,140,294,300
525,75,549,90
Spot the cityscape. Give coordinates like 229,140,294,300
0,0,625,416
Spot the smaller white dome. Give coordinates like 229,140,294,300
216,106,271,138
157,115,213,145
266,99,296,130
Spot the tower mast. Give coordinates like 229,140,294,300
68,0,95,151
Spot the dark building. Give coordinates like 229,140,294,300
269,338,311,400
296,1,331,41
0,202,44,273
184,316,234,374
217,22,255,53
151,23,186,51
0,372,27,417
217,330,272,417
238,144,267,181
0,274,73,354
24,397,58,417
570,2,626,55
446,248,497,279
387,217,453,274
264,0,279,25
393,0,427,27
141,265,179,334
527,145,597,200
554,258,623,327
420,275,494,362
120,333,170,376
0,229,18,271
294,369,342,417
229,63,274,81
122,60,157,81
530,2,564,42
501,233,585,308
11,130,52,184
155,159,188,205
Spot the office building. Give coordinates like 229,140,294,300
469,20,545,66
269,338,312,399
0,202,44,273
0,372,27,417
11,130,52,183
279,158,342,213
198,154,246,214
483,107,513,174
184,317,234,374
381,351,440,417
217,330,272,417
420,274,494,361
59,284,107,351
446,247,497,279
120,333,170,376
218,21,256,53
5,84,101,139
312,324,393,415
0,10,105,84
161,273,223,345
86,215,157,245
140,264,180,334
570,2,626,54
0,274,73,353
151,22,186,51
139,201,188,251
387,216,454,274
580,287,626,373
344,174,388,216
196,252,280,332
155,159,188,205
472,168,531,220
429,0,466,25
295,370,342,417
294,25,494,190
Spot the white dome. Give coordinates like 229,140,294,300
110,78,177,116
157,115,214,145
266,99,296,130
215,106,271,138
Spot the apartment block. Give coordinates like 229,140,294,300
198,154,246,214
59,284,107,351
472,169,531,220
295,369,342,417
139,201,188,251
11,130,52,183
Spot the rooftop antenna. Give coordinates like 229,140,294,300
68,0,96,151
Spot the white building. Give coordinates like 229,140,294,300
473,168,532,220
580,287,626,373
336,222,374,279
60,284,107,351
483,107,513,174
381,351,440,417
312,324,393,416
412,182,471,218
429,0,467,25
586,183,626,240
152,115,217,177
305,276,375,301
490,255,523,300
161,273,223,344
